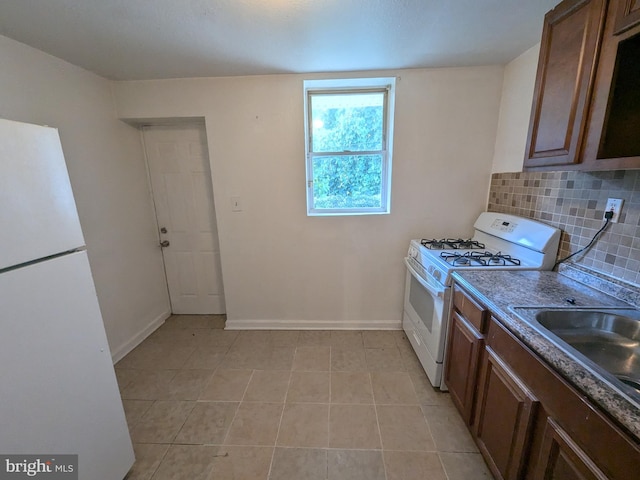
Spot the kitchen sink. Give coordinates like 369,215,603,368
532,309,640,394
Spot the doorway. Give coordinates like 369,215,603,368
142,124,225,314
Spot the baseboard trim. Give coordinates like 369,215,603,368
224,319,402,330
110,309,171,364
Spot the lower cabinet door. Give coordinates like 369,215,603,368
444,311,483,425
534,417,608,480
474,347,539,480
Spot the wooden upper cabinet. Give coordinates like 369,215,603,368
581,0,640,169
613,0,640,33
524,0,607,169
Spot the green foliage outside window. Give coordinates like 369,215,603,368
310,94,385,209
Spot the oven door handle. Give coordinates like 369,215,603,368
404,257,446,299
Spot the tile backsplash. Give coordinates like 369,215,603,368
488,170,640,286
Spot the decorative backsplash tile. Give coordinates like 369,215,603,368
488,170,640,286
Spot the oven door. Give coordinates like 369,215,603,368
403,257,450,389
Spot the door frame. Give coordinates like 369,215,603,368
138,118,226,314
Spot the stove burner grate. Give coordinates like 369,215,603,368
440,251,522,267
421,238,485,250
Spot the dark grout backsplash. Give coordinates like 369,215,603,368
488,170,640,286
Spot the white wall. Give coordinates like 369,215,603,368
0,35,170,359
491,44,541,173
113,67,504,329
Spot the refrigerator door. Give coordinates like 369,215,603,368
0,251,134,479
0,119,85,270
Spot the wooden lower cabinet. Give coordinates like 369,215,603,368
444,311,484,425
446,282,640,480
534,417,608,480
445,284,488,425
474,346,539,480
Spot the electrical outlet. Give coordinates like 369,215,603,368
604,198,624,222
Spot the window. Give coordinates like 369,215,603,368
304,77,395,216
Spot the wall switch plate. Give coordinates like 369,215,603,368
604,198,623,222
231,196,242,212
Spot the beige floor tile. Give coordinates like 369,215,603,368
331,348,367,372
438,452,493,480
114,367,137,390
298,330,332,346
269,330,300,346
286,371,330,403
117,342,196,370
384,451,447,480
365,347,405,372
376,405,435,451
174,401,238,444
122,400,154,429
224,402,284,446
363,331,399,348
400,348,428,375
199,369,253,401
195,329,238,347
371,372,419,405
150,444,218,480
125,443,169,480
260,346,296,370
147,328,206,346
130,400,195,444
277,403,329,447
182,346,228,370
163,369,214,400
120,369,178,400
234,331,273,347
207,446,273,480
329,404,381,449
269,448,328,480
328,450,385,480
331,372,373,404
422,404,478,452
222,346,265,370
409,372,452,406
162,315,219,330
243,370,290,402
330,331,364,349
293,346,331,371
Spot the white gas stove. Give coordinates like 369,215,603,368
403,212,560,389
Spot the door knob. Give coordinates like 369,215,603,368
160,240,170,248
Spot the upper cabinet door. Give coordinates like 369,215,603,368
613,0,640,33
581,0,640,168
523,0,607,169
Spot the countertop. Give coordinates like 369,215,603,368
451,269,640,440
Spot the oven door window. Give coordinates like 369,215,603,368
409,274,435,332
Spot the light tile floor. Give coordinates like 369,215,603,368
118,315,493,480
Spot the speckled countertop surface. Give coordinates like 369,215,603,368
451,270,640,440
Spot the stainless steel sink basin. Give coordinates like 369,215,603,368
534,309,640,393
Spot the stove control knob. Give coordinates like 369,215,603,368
427,265,435,275
409,246,418,258
433,269,442,281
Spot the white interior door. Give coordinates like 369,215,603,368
143,124,225,314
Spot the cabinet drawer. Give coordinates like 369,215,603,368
453,284,487,333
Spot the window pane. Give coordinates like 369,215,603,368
310,93,384,153
312,155,383,209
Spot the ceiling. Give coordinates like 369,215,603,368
0,0,558,81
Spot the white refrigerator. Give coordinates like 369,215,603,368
0,119,134,478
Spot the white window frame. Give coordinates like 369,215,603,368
303,77,396,216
